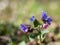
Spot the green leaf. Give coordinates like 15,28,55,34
41,30,49,38
41,30,49,35
33,19,41,27
29,33,39,39
18,34,29,43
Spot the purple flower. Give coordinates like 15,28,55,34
20,24,28,32
30,16,35,22
42,11,47,20
47,17,52,25
42,11,52,25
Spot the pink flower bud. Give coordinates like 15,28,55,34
42,24,48,29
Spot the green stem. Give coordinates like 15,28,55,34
35,25,42,45
40,32,42,45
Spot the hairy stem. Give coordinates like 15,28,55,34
40,34,42,45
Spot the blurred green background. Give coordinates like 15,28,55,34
0,0,60,25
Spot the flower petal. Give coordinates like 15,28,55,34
20,24,28,32
47,17,52,25
42,23,48,29
30,16,35,22
42,11,47,20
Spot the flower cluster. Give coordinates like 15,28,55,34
20,11,52,32
42,11,52,29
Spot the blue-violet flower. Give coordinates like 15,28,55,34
30,16,35,22
20,24,28,32
42,11,52,25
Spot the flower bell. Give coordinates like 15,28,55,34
30,16,35,22
47,17,52,25
20,24,28,32
20,24,34,33
42,11,47,20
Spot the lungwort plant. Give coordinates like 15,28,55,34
20,11,52,45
